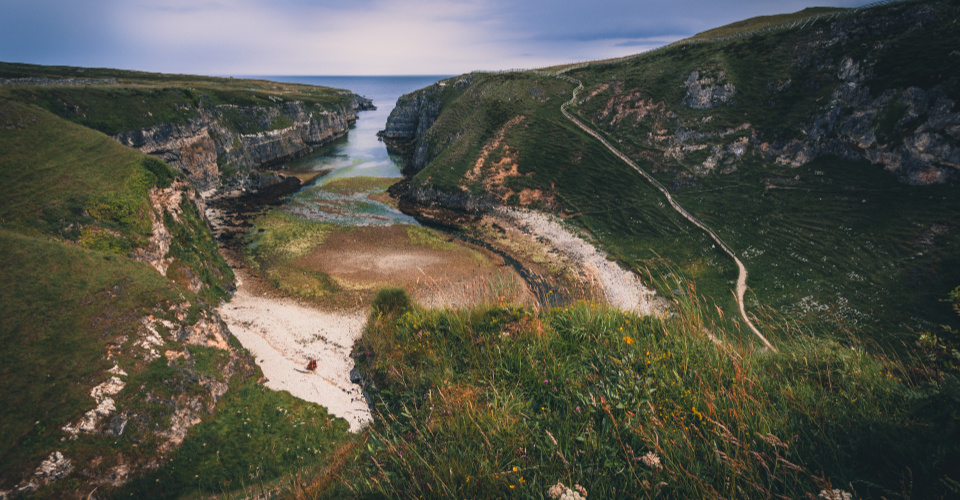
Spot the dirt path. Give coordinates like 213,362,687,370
554,74,777,352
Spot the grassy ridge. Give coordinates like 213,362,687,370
409,72,741,323
399,0,960,343
565,0,960,338
0,98,233,302
0,228,180,490
0,99,155,247
0,65,369,496
318,288,960,499
1,82,241,494
113,381,353,499
690,7,843,40
1,62,352,136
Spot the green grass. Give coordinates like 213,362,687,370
0,229,183,489
0,84,247,494
319,176,398,194
563,0,960,340
112,380,352,499
0,62,355,136
689,7,844,40
0,100,156,245
164,196,235,302
399,0,960,344
407,71,739,327
244,209,341,300
667,156,960,340
319,287,960,499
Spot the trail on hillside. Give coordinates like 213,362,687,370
553,74,777,352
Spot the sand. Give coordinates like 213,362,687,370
219,286,372,432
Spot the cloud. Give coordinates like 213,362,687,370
1,0,876,75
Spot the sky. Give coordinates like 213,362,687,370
1,0,874,76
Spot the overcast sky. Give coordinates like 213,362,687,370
1,0,873,76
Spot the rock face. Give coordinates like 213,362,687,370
760,56,960,185
583,2,960,186
683,70,736,109
381,76,472,174
115,96,373,194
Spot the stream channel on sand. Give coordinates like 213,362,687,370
215,76,528,431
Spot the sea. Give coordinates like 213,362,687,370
251,75,450,181
240,75,449,226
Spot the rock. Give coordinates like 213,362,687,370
114,97,371,195
106,413,128,437
382,76,472,174
683,70,736,109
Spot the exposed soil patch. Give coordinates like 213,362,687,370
295,225,532,308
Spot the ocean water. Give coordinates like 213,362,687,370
253,75,449,225
258,75,449,182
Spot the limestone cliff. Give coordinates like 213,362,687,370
381,75,473,174
759,56,959,184
115,94,374,195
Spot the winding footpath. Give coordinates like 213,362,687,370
554,74,778,352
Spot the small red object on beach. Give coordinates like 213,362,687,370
306,359,317,371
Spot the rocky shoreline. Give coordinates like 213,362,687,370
388,175,664,313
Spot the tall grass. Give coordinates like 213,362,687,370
303,284,960,499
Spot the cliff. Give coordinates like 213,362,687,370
115,95,374,195
381,75,473,174
0,69,375,497
0,65,374,196
574,1,959,186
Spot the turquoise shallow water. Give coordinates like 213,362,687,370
255,75,449,225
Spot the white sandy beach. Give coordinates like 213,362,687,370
219,288,372,432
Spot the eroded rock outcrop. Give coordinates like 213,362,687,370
381,75,473,174
115,96,373,195
760,56,959,184
683,70,736,109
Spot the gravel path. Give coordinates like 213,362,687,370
555,74,777,352
219,287,372,432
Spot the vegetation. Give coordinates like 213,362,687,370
399,0,960,344
564,0,960,340
282,283,958,499
0,66,347,496
0,228,176,491
113,380,352,499
1,62,354,136
689,7,843,40
243,209,341,300
3,1,959,497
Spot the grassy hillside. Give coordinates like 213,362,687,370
299,287,960,499
0,72,356,496
403,72,740,317
394,0,960,344
564,0,960,339
0,62,353,136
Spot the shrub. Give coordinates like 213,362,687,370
370,287,412,316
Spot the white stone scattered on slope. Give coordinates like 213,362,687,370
62,375,126,437
496,207,661,315
219,289,371,432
